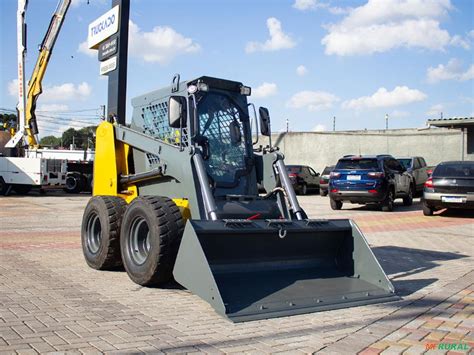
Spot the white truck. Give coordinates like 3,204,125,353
0,156,67,195
27,148,95,193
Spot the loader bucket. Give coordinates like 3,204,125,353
173,219,398,322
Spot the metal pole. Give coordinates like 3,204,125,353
333,116,336,131
275,159,304,220
193,154,218,220
461,128,465,161
385,114,389,130
286,118,289,133
107,0,129,125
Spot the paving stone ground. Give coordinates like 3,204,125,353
0,190,473,354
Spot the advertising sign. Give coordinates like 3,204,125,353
88,6,119,49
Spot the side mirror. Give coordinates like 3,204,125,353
168,96,187,128
259,107,271,136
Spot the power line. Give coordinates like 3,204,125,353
36,108,100,113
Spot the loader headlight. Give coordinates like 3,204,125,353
187,85,198,94
198,82,209,92
240,85,251,96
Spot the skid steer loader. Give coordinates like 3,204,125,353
81,75,397,322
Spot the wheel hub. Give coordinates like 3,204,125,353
129,216,150,265
86,212,101,254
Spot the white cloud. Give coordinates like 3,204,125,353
287,90,339,111
328,7,352,15
71,0,85,7
10,79,92,102
460,66,474,81
296,65,308,76
129,21,200,64
293,0,326,11
246,18,296,53
427,58,474,83
342,86,427,110
313,124,326,132
77,41,95,57
321,0,460,56
37,104,70,112
253,82,278,98
79,21,201,64
450,35,470,50
8,79,18,96
469,30,474,39
41,82,92,102
426,104,444,117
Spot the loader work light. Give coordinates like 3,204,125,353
187,85,198,94
240,85,251,96
198,82,209,92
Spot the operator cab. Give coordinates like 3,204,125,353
184,77,280,219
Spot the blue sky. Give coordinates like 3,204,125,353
0,0,473,137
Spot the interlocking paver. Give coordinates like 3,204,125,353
1,193,473,354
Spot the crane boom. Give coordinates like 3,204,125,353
25,0,71,148
7,0,71,149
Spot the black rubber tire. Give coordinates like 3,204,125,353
81,196,127,270
381,188,395,212
120,196,184,286
12,184,32,195
422,202,434,216
330,198,343,210
65,174,83,194
0,177,10,196
403,185,414,206
301,183,308,195
320,189,328,197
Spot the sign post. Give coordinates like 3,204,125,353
88,0,129,125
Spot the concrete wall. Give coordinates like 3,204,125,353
261,127,466,173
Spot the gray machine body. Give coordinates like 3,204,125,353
113,75,398,322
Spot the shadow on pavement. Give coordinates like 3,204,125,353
156,294,468,353
4,188,91,198
345,199,423,212
392,278,438,297
435,208,474,219
373,245,468,296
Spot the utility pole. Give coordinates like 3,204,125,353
385,113,389,130
333,116,336,131
286,118,289,133
100,104,106,120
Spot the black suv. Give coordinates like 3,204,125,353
286,165,320,195
329,155,414,211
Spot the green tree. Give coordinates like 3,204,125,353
39,135,61,148
0,114,17,130
61,126,97,149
